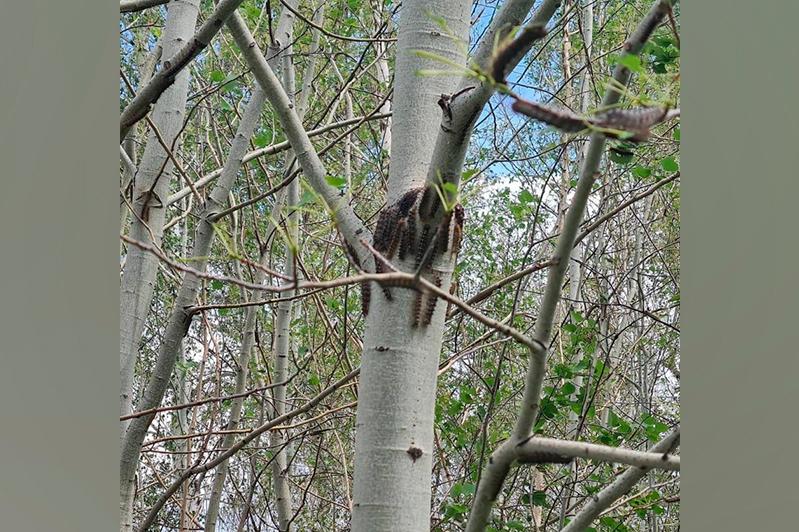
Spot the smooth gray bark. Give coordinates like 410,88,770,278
561,2,593,524
120,0,200,436
268,33,301,532
120,0,170,13
270,175,299,531
350,0,471,529
119,4,200,530
383,0,471,200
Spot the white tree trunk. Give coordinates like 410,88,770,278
561,2,593,524
270,176,299,531
120,0,200,436
350,0,470,530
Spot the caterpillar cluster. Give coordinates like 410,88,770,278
361,185,465,327
511,98,670,143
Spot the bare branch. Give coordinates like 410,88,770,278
465,2,679,529
119,0,248,141
561,429,681,532
120,0,170,13
516,435,680,471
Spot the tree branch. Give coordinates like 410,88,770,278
120,0,170,13
464,2,678,530
225,12,373,266
136,368,362,532
119,0,249,141
426,0,561,193
561,429,680,532
516,435,680,471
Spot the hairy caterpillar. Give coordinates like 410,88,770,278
512,98,672,143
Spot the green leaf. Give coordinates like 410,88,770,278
609,148,635,165
531,491,547,506
444,502,467,517
633,166,652,178
222,80,241,93
553,363,575,379
211,280,223,290
254,129,272,148
618,54,644,73
518,189,535,204
442,182,458,195
325,175,347,188
244,4,260,20
660,156,679,172
299,190,317,206
462,168,478,181
210,70,225,83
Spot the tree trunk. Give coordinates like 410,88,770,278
350,0,470,530
120,0,200,436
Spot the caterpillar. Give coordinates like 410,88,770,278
385,218,403,260
422,274,443,326
437,210,454,255
412,291,425,328
450,204,465,259
415,225,431,269
511,98,671,143
361,281,371,316
399,213,415,261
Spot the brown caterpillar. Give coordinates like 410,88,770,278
412,291,425,328
511,98,671,143
361,282,371,316
450,204,465,258
445,279,458,315
418,185,440,222
422,274,443,326
516,450,574,465
415,225,431,269
372,205,395,253
511,99,587,133
363,184,466,323
385,219,403,260
399,213,415,260
437,210,453,255
396,186,423,217
491,24,548,85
